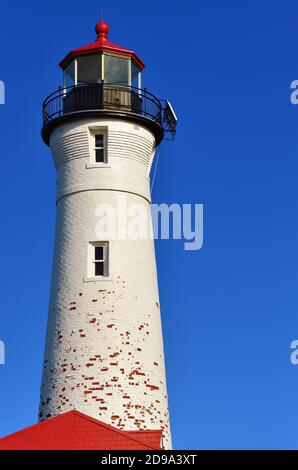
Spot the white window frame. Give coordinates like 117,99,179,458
94,132,106,163
74,58,78,85
88,128,108,166
88,242,109,278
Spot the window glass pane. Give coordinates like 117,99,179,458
95,134,104,147
65,62,74,88
95,261,104,276
104,55,129,85
95,148,104,163
78,55,101,84
95,246,104,260
131,61,140,89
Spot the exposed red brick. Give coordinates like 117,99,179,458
146,384,160,391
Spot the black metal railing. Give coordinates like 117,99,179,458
42,83,163,127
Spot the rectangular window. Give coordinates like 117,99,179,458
64,61,75,88
77,54,102,85
131,61,141,89
93,132,107,163
91,242,109,277
104,54,129,85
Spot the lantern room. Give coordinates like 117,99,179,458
42,19,177,146
60,20,144,89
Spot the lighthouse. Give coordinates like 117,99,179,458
39,19,177,450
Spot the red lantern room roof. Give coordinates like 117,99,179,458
59,20,145,70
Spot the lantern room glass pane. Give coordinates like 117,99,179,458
104,54,129,85
77,54,101,84
131,61,140,89
65,62,74,88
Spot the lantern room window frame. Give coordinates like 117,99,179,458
63,53,142,89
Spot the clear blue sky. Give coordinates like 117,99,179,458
0,0,298,450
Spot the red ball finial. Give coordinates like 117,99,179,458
95,20,109,42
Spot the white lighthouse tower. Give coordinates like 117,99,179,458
39,19,177,449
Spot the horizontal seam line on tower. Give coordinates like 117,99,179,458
56,188,151,205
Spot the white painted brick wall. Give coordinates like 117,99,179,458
39,118,171,449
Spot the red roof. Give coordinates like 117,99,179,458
60,20,145,70
0,411,162,450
